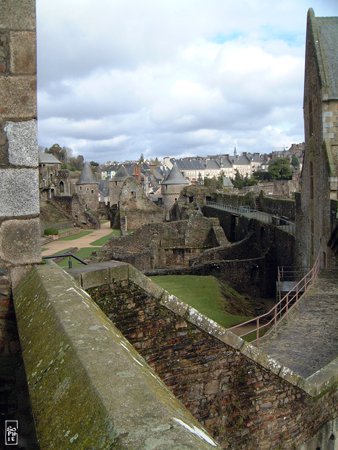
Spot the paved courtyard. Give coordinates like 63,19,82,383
259,269,338,377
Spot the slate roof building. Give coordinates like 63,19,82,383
161,165,190,219
76,162,99,210
296,9,338,269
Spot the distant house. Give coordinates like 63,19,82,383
296,9,338,269
173,158,205,182
229,154,251,177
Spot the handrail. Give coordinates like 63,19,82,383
42,253,88,269
228,253,321,344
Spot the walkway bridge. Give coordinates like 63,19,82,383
205,200,295,235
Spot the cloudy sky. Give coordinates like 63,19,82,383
36,0,337,163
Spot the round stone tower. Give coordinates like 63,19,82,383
76,162,99,210
161,165,189,219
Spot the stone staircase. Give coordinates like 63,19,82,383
258,268,338,378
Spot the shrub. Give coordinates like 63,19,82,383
44,228,59,236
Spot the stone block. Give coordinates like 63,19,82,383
0,218,40,264
0,76,36,119
161,293,189,317
241,342,283,376
128,265,163,299
80,267,110,290
219,330,245,350
278,366,303,388
0,0,36,30
109,262,129,282
0,32,8,73
0,168,39,217
6,120,38,166
9,31,36,74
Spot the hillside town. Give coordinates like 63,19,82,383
38,143,304,231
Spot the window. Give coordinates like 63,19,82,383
59,181,64,193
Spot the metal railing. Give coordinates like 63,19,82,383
228,254,321,345
205,200,295,235
42,253,88,269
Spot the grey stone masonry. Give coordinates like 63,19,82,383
0,169,39,217
6,120,38,166
0,0,40,269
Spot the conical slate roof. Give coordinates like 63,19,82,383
162,165,189,186
77,162,98,184
111,165,129,181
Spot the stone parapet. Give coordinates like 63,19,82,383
14,262,218,449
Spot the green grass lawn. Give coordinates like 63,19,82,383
90,230,121,246
150,275,252,328
60,230,93,241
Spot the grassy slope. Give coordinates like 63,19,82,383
150,275,252,328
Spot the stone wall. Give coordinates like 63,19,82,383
99,215,228,271
71,262,337,450
14,263,218,449
0,2,40,444
202,206,295,269
258,196,295,221
119,177,163,231
296,10,338,269
0,0,40,270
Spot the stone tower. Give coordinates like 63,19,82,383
76,162,99,211
161,165,189,219
109,165,129,205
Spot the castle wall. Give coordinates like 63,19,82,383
0,1,40,445
0,0,40,270
296,11,338,269
71,262,337,450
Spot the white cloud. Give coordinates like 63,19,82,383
36,0,337,162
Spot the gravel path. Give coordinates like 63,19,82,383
41,221,113,256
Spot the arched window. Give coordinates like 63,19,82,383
59,181,64,193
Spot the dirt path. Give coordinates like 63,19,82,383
41,221,112,256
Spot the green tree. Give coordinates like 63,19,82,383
268,158,292,180
45,144,67,162
291,155,300,169
203,176,223,190
253,170,273,181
